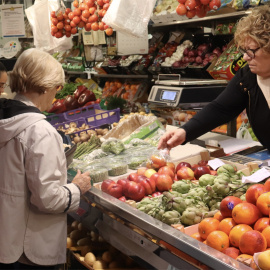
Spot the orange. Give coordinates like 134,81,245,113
256,192,270,216
222,247,240,259
198,218,220,240
229,224,253,247
245,184,267,205
264,178,270,191
262,226,270,248
232,202,261,225
206,231,229,252
218,218,237,236
239,230,267,255
213,211,223,222
190,232,204,242
254,217,270,232
257,250,270,270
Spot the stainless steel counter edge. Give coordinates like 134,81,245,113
85,187,252,270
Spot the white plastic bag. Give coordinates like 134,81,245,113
25,0,72,53
102,0,156,38
236,121,253,141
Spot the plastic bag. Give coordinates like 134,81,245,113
25,0,72,53
236,122,253,140
102,0,156,38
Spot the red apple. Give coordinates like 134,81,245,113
191,164,199,171
119,196,126,202
150,154,167,169
117,179,128,194
124,181,145,201
137,167,148,176
177,167,194,180
152,191,162,197
245,184,267,205
136,178,154,195
128,172,138,182
198,160,208,166
101,179,114,193
107,183,123,198
156,174,173,192
194,166,211,179
166,162,175,172
176,162,191,172
220,196,242,218
158,166,175,179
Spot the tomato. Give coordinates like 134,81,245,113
152,191,162,197
81,10,90,19
103,0,110,3
70,21,77,28
71,27,77,34
55,31,63,38
89,13,98,22
95,99,101,104
65,31,71,38
57,22,64,29
51,30,55,36
73,0,79,8
51,25,58,33
64,18,70,25
57,13,64,21
178,0,186,3
79,3,87,10
105,27,113,36
51,11,56,18
103,3,110,10
186,9,196,18
77,21,85,28
195,4,208,17
99,22,105,30
73,8,81,16
51,18,58,26
65,8,71,15
102,9,107,17
68,12,75,20
104,24,109,30
91,22,99,31
200,0,210,4
97,0,104,6
85,23,92,31
185,0,196,10
85,0,95,8
72,16,81,25
176,3,187,15
89,6,97,15
209,0,221,9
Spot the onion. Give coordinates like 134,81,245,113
195,56,203,64
188,49,197,57
183,48,190,56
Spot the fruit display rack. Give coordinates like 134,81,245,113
69,179,252,270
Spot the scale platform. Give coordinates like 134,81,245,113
148,74,227,109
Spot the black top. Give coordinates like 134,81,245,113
182,65,270,151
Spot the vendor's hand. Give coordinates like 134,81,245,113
72,170,91,195
158,128,186,150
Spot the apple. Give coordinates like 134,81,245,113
166,162,175,172
136,178,154,195
128,172,138,182
124,181,145,201
137,167,148,176
191,164,199,171
144,169,157,179
210,170,217,176
158,166,175,179
177,167,194,180
156,174,173,192
194,166,211,179
198,160,208,166
176,162,191,172
101,179,114,193
119,196,126,202
152,191,162,197
107,183,123,198
150,154,167,169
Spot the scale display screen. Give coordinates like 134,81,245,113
161,90,177,101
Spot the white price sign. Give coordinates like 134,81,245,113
208,158,226,170
242,168,270,184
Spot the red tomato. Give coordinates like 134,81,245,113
89,6,97,15
65,8,71,14
73,16,81,25
51,25,58,33
85,23,92,31
68,12,75,20
57,13,64,21
55,31,63,38
82,10,90,18
57,22,64,29
103,3,110,10
102,9,107,17
51,18,58,26
79,3,87,10
77,21,85,28
176,3,187,15
71,27,77,34
185,0,196,10
178,0,186,3
65,31,71,38
64,18,70,25
186,9,196,18
97,0,104,6
209,0,221,9
195,4,208,17
85,0,95,8
200,0,210,4
89,13,98,22
51,11,56,18
70,21,77,28
73,0,79,8
91,22,99,31
103,0,110,3
99,22,105,30
105,27,113,36
73,8,81,16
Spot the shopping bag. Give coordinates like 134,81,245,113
25,0,72,53
236,121,253,141
102,0,156,38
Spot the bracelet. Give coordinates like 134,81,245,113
73,183,82,195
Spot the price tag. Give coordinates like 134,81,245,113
242,168,270,184
208,158,225,170
76,207,86,217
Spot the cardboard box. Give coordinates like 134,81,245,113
207,39,247,81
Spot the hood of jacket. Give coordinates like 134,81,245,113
0,98,46,149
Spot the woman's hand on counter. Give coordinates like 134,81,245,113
72,170,91,195
158,128,186,150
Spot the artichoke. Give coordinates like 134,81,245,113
148,207,165,221
212,177,231,196
161,210,181,225
199,174,215,187
217,164,236,176
165,196,187,214
171,180,192,194
180,207,204,226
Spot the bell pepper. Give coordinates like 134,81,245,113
46,99,66,114
77,90,96,106
74,85,88,99
83,101,96,107
64,95,79,111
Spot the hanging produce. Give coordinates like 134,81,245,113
50,0,113,38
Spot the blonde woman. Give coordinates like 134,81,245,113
158,6,270,152
0,49,91,269
0,62,8,96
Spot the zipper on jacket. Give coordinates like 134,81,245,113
248,90,251,112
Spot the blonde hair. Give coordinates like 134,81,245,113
234,6,270,53
9,48,65,94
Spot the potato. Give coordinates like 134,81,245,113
70,230,87,241
71,220,80,230
81,246,93,257
102,251,113,263
66,237,73,248
93,260,107,270
84,252,96,266
77,237,92,246
67,225,72,235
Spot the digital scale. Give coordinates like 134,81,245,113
148,74,228,109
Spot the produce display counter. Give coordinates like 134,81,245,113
68,181,253,270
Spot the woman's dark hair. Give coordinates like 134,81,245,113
0,62,7,75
